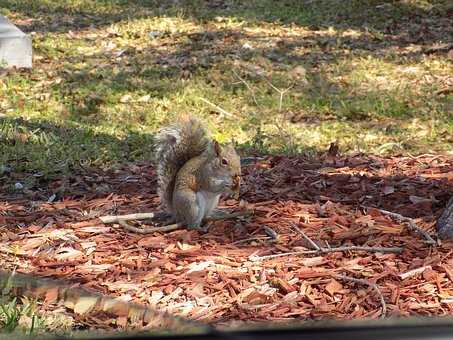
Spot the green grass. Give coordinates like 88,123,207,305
0,274,74,336
0,297,48,335
0,0,452,185
0,296,75,336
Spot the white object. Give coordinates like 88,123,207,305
0,15,32,68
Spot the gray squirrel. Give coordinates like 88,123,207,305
155,116,241,231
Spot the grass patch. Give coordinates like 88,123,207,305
0,0,452,185
0,296,73,336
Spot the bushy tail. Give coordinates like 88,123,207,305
154,116,210,212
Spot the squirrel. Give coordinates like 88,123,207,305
154,116,241,231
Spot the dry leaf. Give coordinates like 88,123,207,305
54,247,83,261
120,94,132,103
138,95,151,102
325,279,343,296
44,287,60,304
73,296,99,315
21,238,47,251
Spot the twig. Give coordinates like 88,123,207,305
232,69,259,106
398,265,432,280
263,78,295,112
363,206,436,245
231,237,271,245
198,97,234,117
254,245,404,261
335,274,387,318
99,213,156,224
118,220,183,234
291,223,320,250
115,210,252,234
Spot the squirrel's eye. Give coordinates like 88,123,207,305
221,158,229,165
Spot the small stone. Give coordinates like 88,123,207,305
148,31,163,39
0,15,32,68
0,165,11,174
14,182,24,190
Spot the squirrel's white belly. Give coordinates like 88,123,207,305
196,190,220,219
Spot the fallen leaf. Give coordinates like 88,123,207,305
138,95,150,102
186,261,214,274
54,247,84,261
21,238,47,251
301,257,326,266
73,297,99,315
44,287,60,304
120,94,132,103
325,279,343,296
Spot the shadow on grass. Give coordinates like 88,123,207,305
53,25,449,125
0,115,320,187
1,0,451,182
0,116,155,182
3,0,452,45
2,0,450,124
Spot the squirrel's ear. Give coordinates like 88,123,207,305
213,140,222,157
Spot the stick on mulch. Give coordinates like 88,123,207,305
363,206,437,245
99,213,158,224
253,222,403,261
254,245,404,261
100,210,253,234
2,154,451,328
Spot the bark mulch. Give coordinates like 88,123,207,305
1,154,452,330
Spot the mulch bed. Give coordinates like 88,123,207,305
1,153,452,330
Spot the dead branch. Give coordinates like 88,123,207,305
198,97,234,117
115,210,253,234
363,206,436,245
291,223,320,250
335,274,387,318
99,213,157,224
231,237,272,245
232,69,259,106
262,78,295,112
118,220,183,234
398,265,432,280
254,245,404,261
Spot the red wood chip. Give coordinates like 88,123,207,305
1,155,452,330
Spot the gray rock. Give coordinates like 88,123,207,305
438,196,453,239
0,15,32,68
